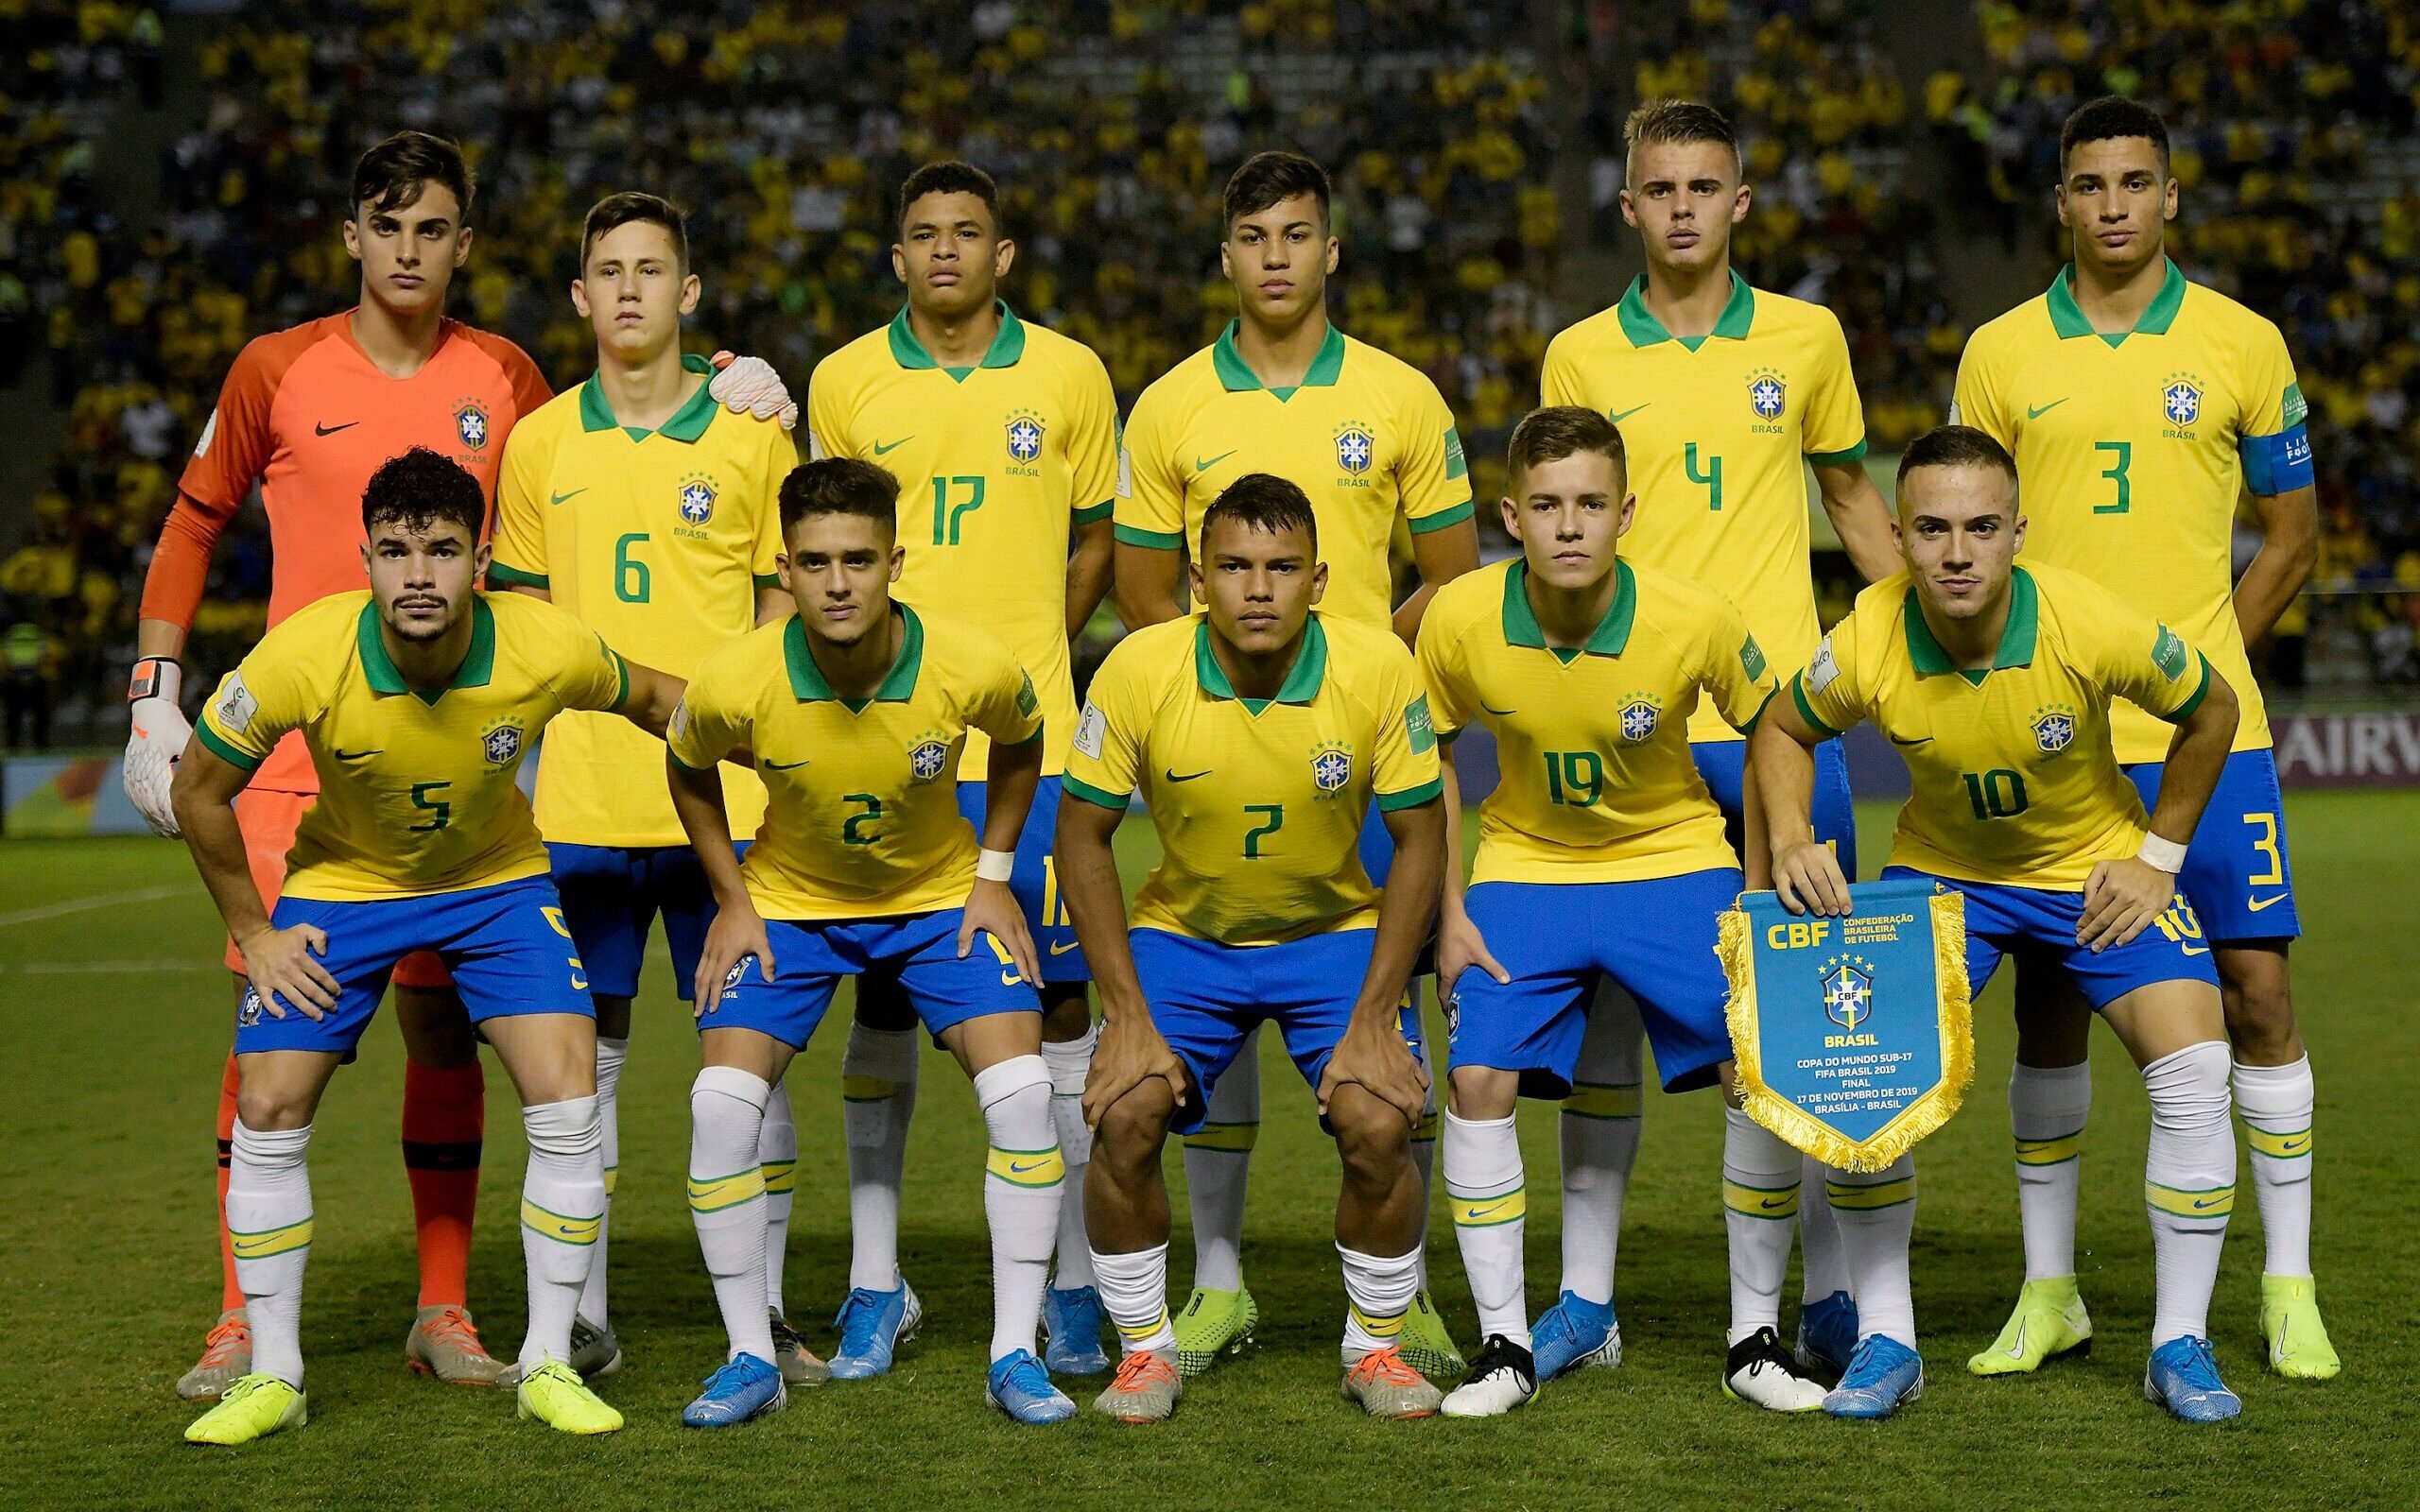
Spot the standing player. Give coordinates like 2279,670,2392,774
664,457,1072,1427
1950,95,2333,1381
804,162,1120,1379
1535,98,1900,1379
1114,149,1478,1379
171,449,688,1442
1756,426,2250,1422
1063,476,1446,1424
488,193,800,1384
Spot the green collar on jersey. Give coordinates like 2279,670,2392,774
1501,558,1636,662
2046,258,2187,347
1211,318,1346,400
1903,565,2039,685
785,604,925,711
357,594,496,704
888,300,1027,381
1194,613,1328,713
1616,268,1755,352
579,352,719,442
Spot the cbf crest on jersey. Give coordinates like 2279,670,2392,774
2031,702,2078,755
678,472,718,527
908,730,952,784
1747,367,1788,422
2162,372,2204,430
1308,739,1354,795
1005,408,1046,466
454,397,492,453
1618,694,1662,744
1334,421,1375,478
482,717,525,766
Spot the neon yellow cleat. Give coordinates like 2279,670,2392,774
184,1372,305,1445
1968,1277,2093,1377
514,1360,624,1435
1171,1286,1259,1377
1397,1290,1467,1382
2261,1274,2342,1380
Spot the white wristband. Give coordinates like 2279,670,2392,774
976,847,1017,883
2137,833,2188,874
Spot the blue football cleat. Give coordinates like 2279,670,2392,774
1796,1289,1860,1377
1044,1284,1113,1377
1530,1291,1622,1380
1824,1335,1924,1418
829,1278,924,1381
681,1353,786,1428
2144,1335,2241,1423
986,1348,1077,1424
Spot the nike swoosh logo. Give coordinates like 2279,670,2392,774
2004,1319,2030,1359
2192,1196,2226,1210
999,971,1026,987
2279,1137,2308,1153
549,488,586,506
1888,732,1933,747
315,421,358,436
333,747,383,760
1480,702,1517,716
2247,894,2288,912
873,437,914,455
1194,450,1237,473
2181,945,2211,956
1759,1196,1791,1210
1009,1159,1052,1175
2027,399,2069,420
763,757,811,770
1165,768,1211,783
1049,939,1082,956
1607,404,1650,424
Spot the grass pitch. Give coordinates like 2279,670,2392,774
2,797,2413,1509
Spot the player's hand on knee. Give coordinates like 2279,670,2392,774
695,905,775,1017
1083,1013,1186,1129
960,878,1041,988
1438,908,1509,996
122,694,193,837
242,924,339,1021
1319,1015,1427,1126
1772,838,1852,918
707,351,799,432
2079,857,2170,951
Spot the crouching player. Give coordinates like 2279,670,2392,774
665,457,1073,1428
1754,426,2249,1422
1060,475,1446,1424
172,449,688,1443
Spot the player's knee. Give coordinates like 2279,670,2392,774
1096,1083,1174,1168
1445,1064,1518,1121
2219,968,2299,1061
1328,1091,1413,1188
1040,985,1093,1041
234,1081,314,1132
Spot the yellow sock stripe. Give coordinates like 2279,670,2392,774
521,1198,604,1245
1183,1121,1259,1154
2145,1181,2236,1221
601,1164,619,1197
1115,1308,1171,1343
1824,1177,1916,1211
760,1159,798,1194
230,1218,315,1261
1411,1109,1441,1143
1723,1179,1801,1220
2245,1125,2312,1160
1564,1082,1644,1121
2014,1133,2083,1167
841,1075,900,1102
1349,1302,1406,1339
685,1168,767,1214
987,1145,1066,1187
1450,1187,1527,1228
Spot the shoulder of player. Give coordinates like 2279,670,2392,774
685,615,790,702
1963,295,2053,358
811,322,895,387
1318,612,1418,710
1090,615,1196,703
1340,332,1445,405
449,321,544,382
483,589,597,669
503,385,583,447
1423,558,1507,634
1544,302,1624,360
229,315,349,395
1837,572,1914,658
1129,344,1220,417
260,590,371,660
2178,279,2289,358
2018,561,2142,645
1011,316,1111,378
1624,558,1738,649
1745,284,1849,345
904,605,1024,682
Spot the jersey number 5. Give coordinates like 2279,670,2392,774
407,781,453,833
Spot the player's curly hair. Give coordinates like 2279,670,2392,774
779,457,899,537
1202,472,1319,550
352,130,474,221
361,447,487,539
2060,94,2170,176
1508,405,1628,490
1896,424,2019,490
582,191,688,271
1223,150,1330,230
898,160,1003,235
1623,99,1738,180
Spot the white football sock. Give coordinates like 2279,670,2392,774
1091,1242,1176,1353
1443,1109,1529,1349
976,1055,1063,1364
2143,1041,2237,1347
518,1096,605,1370
1824,1157,1917,1348
228,1119,313,1387
2233,1057,2315,1278
759,1080,797,1314
841,1023,919,1293
1560,985,1643,1306
577,1035,627,1329
1183,1026,1259,1295
689,1066,775,1365
1722,1107,1801,1344
1799,1160,1850,1303
2011,1060,2090,1282
1042,1022,1098,1292
1339,1242,1423,1359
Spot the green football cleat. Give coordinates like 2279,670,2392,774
1172,1285,1259,1377
2261,1274,2342,1380
184,1372,305,1445
1968,1277,2093,1376
515,1360,624,1435
1396,1290,1466,1382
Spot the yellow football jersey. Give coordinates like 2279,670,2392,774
666,605,1043,921
1953,259,2304,763
1790,563,2215,889
195,591,630,902
1063,611,1442,946
1115,320,1473,631
1418,558,1777,885
1541,272,1867,743
492,353,790,848
805,302,1117,779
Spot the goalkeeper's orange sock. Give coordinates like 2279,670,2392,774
402,1060,485,1309
215,1051,242,1313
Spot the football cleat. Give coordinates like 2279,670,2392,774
1967,1277,2093,1377
1398,1289,1467,1381
177,1308,252,1401
829,1278,924,1380
769,1309,830,1386
682,1353,787,1428
405,1304,505,1386
183,1372,304,1445
568,1314,623,1380
515,1360,623,1435
1530,1291,1622,1380
1824,1335,1925,1418
1442,1334,1537,1418
1172,1285,1259,1377
986,1348,1078,1425
1043,1284,1113,1377
1092,1348,1183,1423
1341,1344,1443,1419
1722,1326,1827,1412
2144,1335,2242,1423
1795,1288,1859,1378
2260,1274,2341,1381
